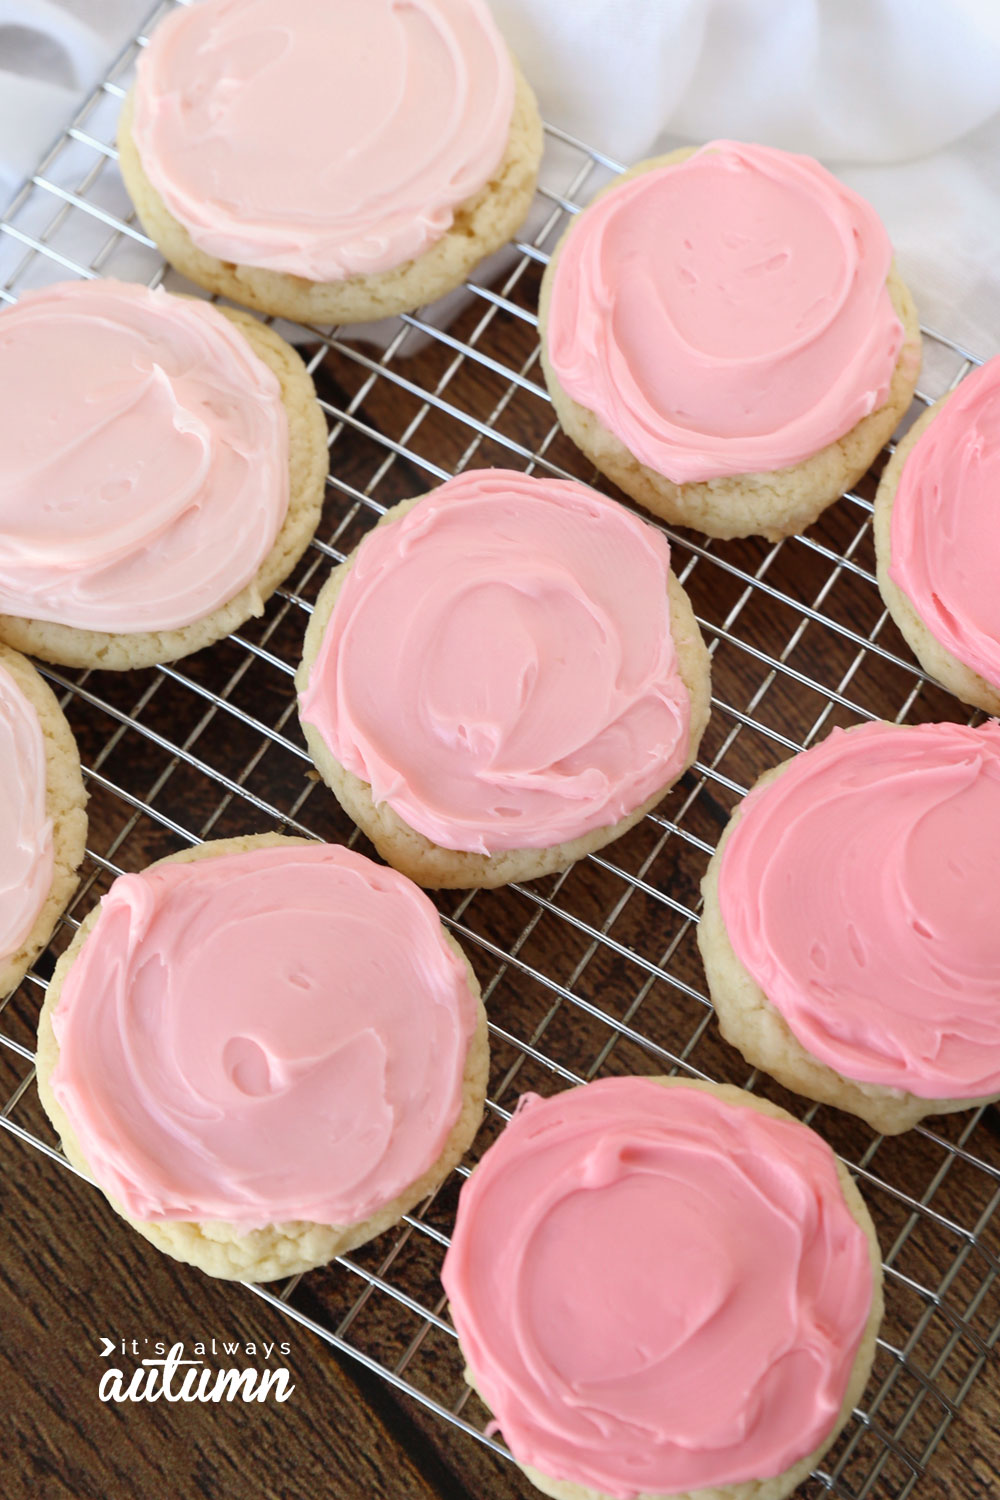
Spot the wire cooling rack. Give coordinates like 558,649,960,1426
2,6,999,1498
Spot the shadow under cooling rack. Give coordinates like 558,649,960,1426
1,7,999,1500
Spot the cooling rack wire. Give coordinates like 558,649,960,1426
1,6,999,1498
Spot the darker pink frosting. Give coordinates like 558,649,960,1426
0,662,53,963
718,720,1000,1098
889,356,1000,688
50,843,479,1225
0,279,288,633
298,469,692,853
132,0,515,282
441,1078,872,1497
546,140,906,482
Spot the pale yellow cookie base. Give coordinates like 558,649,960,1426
874,395,1000,715
457,1077,883,1500
295,495,712,889
117,63,543,326
697,741,1000,1135
538,149,923,543
0,644,87,999
35,832,489,1281
0,309,328,671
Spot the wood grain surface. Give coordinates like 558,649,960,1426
2,262,999,1500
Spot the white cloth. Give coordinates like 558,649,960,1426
492,0,1000,361
3,0,1000,362
0,1,147,202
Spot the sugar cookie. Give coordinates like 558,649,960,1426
297,470,711,888
875,357,1000,714
36,835,488,1281
540,142,921,541
119,0,542,324
0,280,327,670
0,644,87,999
442,1076,882,1500
700,720,1000,1134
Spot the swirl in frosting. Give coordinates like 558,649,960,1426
545,140,906,483
298,470,693,853
0,279,288,634
132,0,515,283
889,357,1000,689
50,843,479,1225
0,662,53,963
441,1077,873,1497
718,720,1000,1098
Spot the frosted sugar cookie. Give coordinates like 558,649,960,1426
442,1076,882,1500
36,835,488,1281
0,644,87,999
539,141,921,541
0,280,327,670
699,720,1000,1135
875,356,1000,714
119,0,543,324
296,469,711,888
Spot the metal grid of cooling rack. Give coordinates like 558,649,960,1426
2,6,1000,1498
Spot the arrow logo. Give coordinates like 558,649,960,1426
98,1338,116,1359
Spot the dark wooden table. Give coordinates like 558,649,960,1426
3,1133,998,1500
3,250,999,1500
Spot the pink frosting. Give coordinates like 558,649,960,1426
718,720,1000,1098
132,0,515,283
49,843,479,1225
0,662,54,964
442,1078,872,1498
298,469,692,853
0,279,288,634
889,356,1000,688
546,140,907,483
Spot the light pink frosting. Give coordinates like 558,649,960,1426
298,469,692,853
546,140,906,483
718,720,1000,1098
0,662,54,964
0,279,288,634
441,1078,872,1498
49,843,479,1225
889,357,1000,688
132,0,515,283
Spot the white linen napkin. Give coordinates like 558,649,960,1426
3,0,1000,361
